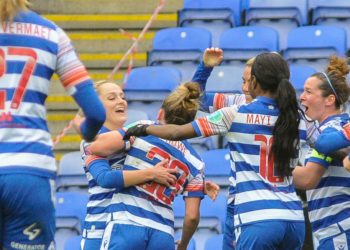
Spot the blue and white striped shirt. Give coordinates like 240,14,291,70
192,96,306,226
306,113,350,241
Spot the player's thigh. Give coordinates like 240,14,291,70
0,174,55,249
101,222,147,250
147,228,174,250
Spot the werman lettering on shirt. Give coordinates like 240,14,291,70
1,22,51,40
246,114,272,125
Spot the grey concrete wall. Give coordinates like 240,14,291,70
32,0,182,14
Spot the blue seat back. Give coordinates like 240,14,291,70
220,27,278,63
56,192,88,232
204,234,224,250
201,149,231,187
245,0,307,50
201,149,231,177
179,0,240,47
205,65,244,93
285,25,347,69
125,109,149,126
64,235,82,250
151,27,211,52
246,0,308,25
289,64,317,97
124,66,181,120
309,0,350,10
310,0,350,51
57,151,87,191
124,66,181,101
148,27,212,66
182,0,241,25
56,194,86,250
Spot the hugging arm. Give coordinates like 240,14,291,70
87,158,177,190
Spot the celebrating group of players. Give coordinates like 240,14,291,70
1,1,350,250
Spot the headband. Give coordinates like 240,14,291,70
321,72,340,104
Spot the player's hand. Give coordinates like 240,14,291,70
175,240,187,250
123,124,149,139
204,180,220,201
203,47,223,67
151,159,178,187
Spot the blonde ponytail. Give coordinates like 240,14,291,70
0,0,30,22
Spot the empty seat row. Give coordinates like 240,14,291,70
148,25,345,77
179,0,350,48
121,63,316,124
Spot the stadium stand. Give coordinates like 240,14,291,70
124,66,181,120
204,234,224,250
245,0,308,51
178,0,241,46
205,65,244,93
200,149,232,188
284,25,347,71
56,151,87,192
55,192,88,250
309,0,350,51
64,235,82,250
289,64,317,97
219,26,279,67
147,27,212,81
125,109,149,125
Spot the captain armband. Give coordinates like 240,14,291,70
311,149,333,163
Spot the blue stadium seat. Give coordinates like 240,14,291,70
284,26,347,72
56,151,87,192
178,0,241,46
200,149,231,187
289,64,317,97
204,234,224,250
124,66,181,120
309,0,350,51
245,0,308,50
125,109,149,126
219,26,279,67
147,27,212,81
187,136,218,155
64,235,82,250
205,65,244,93
55,192,88,250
